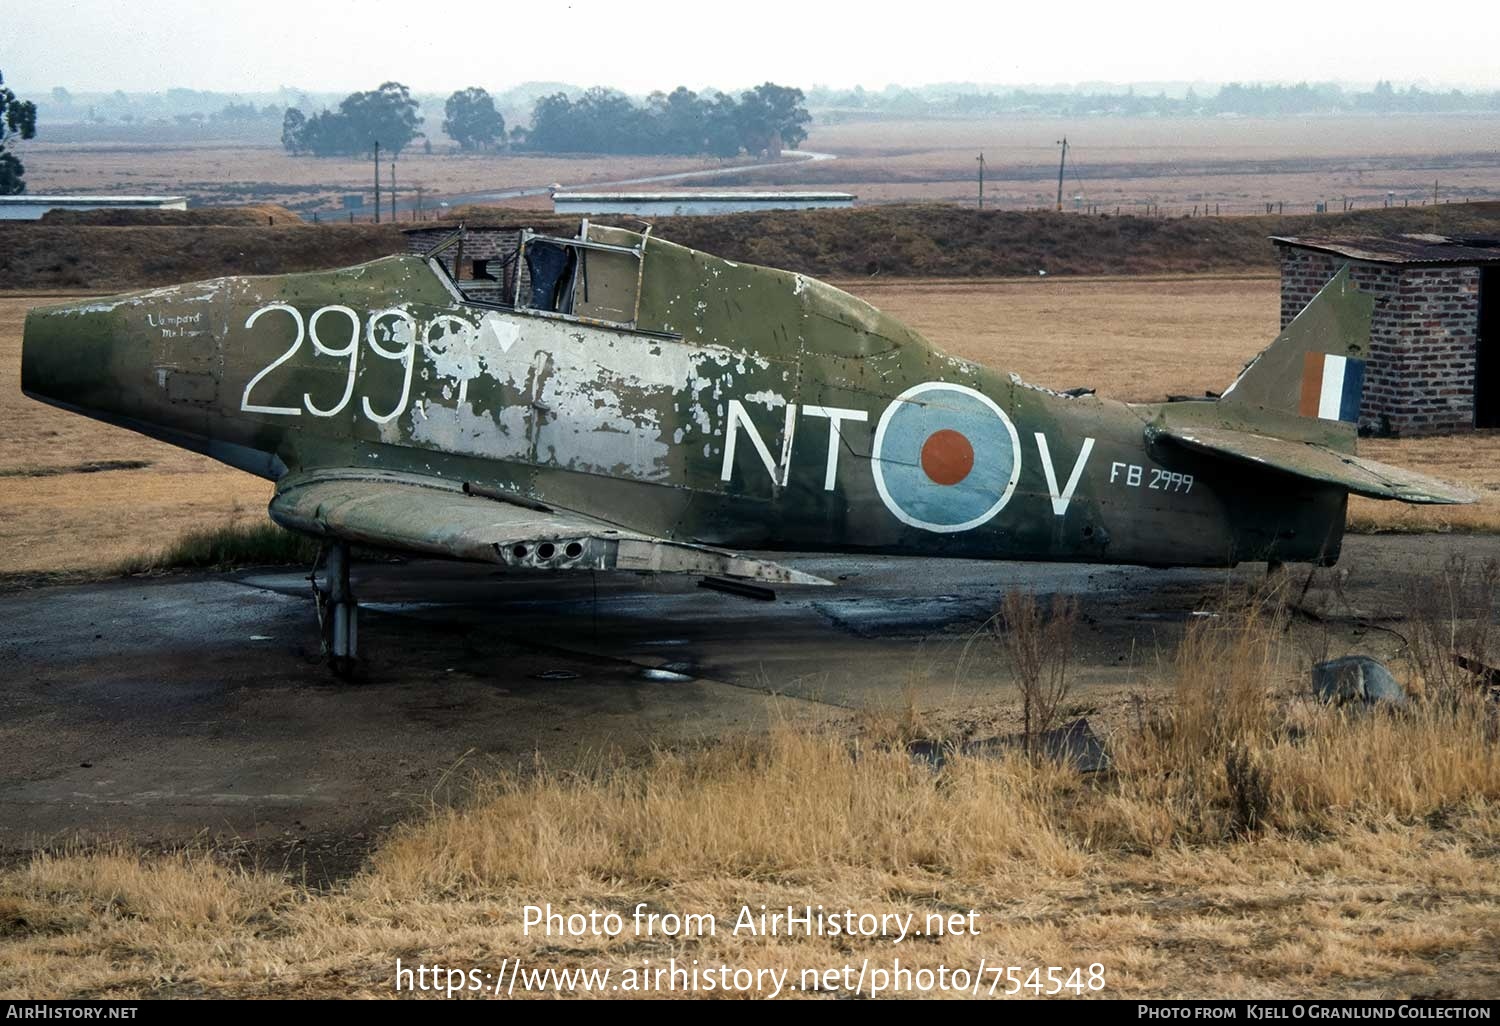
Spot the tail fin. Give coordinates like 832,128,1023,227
1220,265,1373,428
1151,265,1477,506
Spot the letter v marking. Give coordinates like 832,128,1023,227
1035,433,1095,516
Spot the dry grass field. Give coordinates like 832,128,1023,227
812,114,1500,163
849,274,1277,399
17,114,1500,218
3,585,1498,999
0,296,272,577
3,277,1497,579
755,115,1500,214
17,145,733,211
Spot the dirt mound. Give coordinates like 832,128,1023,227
428,201,1500,278
6,202,1500,291
626,202,1500,279
39,204,305,227
1,224,399,291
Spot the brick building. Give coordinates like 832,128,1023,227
1274,234,1500,435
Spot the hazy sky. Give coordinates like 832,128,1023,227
8,0,1500,95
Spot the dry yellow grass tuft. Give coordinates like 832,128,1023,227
3,576,1498,1000
112,520,319,575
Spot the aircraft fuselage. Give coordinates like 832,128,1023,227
22,240,1348,570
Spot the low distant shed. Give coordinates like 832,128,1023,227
0,195,188,221
1274,234,1500,434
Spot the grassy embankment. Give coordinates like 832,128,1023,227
8,201,1500,291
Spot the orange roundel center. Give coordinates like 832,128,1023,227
920,429,975,486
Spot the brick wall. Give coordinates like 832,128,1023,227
403,227,525,303
1277,244,1478,435
1392,266,1479,433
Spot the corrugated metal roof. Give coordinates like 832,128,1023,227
1272,233,1500,266
0,195,188,205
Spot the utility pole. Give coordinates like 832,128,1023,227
976,152,985,209
415,185,424,222
373,140,381,224
390,160,396,222
1055,136,1069,212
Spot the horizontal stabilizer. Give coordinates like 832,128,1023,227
270,471,831,585
1150,424,1478,505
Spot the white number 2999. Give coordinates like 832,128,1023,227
240,303,420,422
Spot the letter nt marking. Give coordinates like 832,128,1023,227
720,400,867,490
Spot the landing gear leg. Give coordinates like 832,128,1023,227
322,542,358,677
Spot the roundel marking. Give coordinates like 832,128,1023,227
871,382,1022,533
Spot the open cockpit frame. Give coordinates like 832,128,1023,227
422,219,657,335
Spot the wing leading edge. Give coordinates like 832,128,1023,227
269,471,831,585
1149,424,1478,505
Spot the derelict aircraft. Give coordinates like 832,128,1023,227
21,221,1475,670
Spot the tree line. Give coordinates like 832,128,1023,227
525,83,809,156
280,81,810,158
281,82,424,157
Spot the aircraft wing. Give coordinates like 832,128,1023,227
1149,424,1478,505
268,471,832,585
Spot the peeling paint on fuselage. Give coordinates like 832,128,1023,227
393,304,780,483
410,398,530,462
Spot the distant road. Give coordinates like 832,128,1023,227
336,149,837,220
